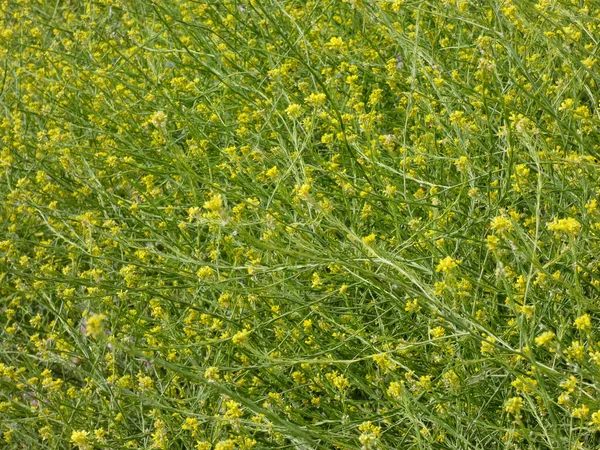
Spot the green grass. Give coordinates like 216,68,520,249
2,0,600,448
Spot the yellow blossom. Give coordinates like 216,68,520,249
232,329,250,346
505,396,524,416
85,314,106,338
574,313,591,331
436,256,461,273
534,330,555,347
547,217,581,236
490,215,513,234
362,233,376,246
387,381,403,398
70,430,91,450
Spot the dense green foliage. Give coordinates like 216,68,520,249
2,0,600,448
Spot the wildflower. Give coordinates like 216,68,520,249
560,375,577,393
455,155,469,172
534,330,555,347
416,375,433,393
325,36,345,51
430,326,445,338
373,353,394,371
590,411,600,430
566,340,585,361
512,376,537,394
285,103,302,118
558,392,571,406
70,430,90,450
490,215,513,234
204,367,220,382
39,426,51,441
327,371,350,391
405,298,421,313
558,98,574,112
197,266,214,279
223,400,243,419
368,89,383,107
573,404,590,419
265,165,279,180
441,370,460,390
232,329,250,346
358,421,381,450
85,314,106,338
292,371,306,384
311,272,322,288
215,440,236,450
203,193,223,212
151,419,168,449
516,304,535,318
436,256,461,273
296,183,311,200
182,417,199,434
94,428,107,443
505,396,524,416
138,374,153,391
305,92,327,107
547,217,581,236
362,233,376,246
387,381,403,398
149,111,167,129
481,336,496,355
574,313,591,331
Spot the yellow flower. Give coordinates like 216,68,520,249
373,353,394,371
436,256,461,273
327,371,350,391
265,165,279,180
560,375,577,393
223,400,243,419
486,234,500,251
304,92,327,107
405,298,421,313
574,313,591,331
149,111,167,128
547,217,581,236
387,381,403,398
232,329,250,346
215,440,236,450
197,266,214,279
358,421,381,449
325,36,345,51
454,155,469,172
70,430,90,450
285,103,302,118
311,272,323,288
481,336,496,355
430,326,445,338
85,314,106,338
181,418,200,439
505,396,524,416
490,215,513,234
416,375,433,393
151,419,168,449
566,340,585,361
362,233,376,246
534,330,555,347
204,367,220,382
572,404,590,419
589,410,600,430
203,193,223,212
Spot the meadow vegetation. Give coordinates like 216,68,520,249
1,0,600,448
